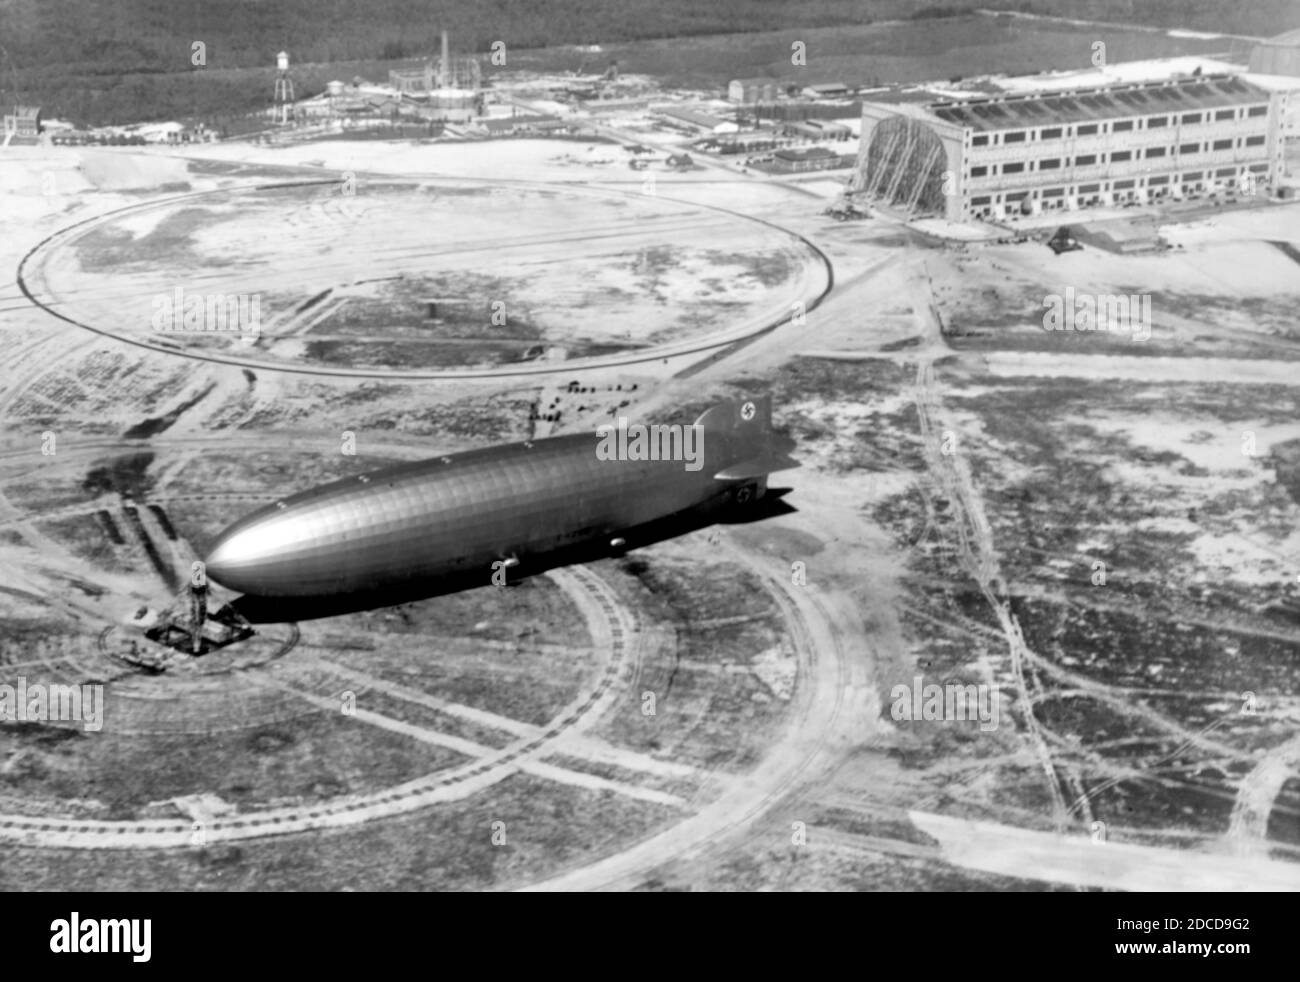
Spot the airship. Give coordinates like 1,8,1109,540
204,396,797,598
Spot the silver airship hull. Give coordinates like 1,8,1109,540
204,396,797,598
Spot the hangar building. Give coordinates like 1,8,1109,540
857,73,1290,221
1250,28,1300,77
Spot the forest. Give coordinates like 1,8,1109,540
0,0,1295,126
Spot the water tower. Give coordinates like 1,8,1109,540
273,50,295,124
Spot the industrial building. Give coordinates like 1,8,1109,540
729,79,851,103
857,72,1291,221
654,106,737,134
478,114,568,136
387,31,481,123
766,146,853,174
706,133,780,155
1250,28,1300,77
802,82,851,99
783,119,852,142
2,106,41,145
728,78,781,104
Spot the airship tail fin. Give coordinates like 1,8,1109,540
693,393,773,436
695,395,800,479
713,453,800,480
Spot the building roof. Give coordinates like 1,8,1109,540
655,106,728,128
1261,28,1300,46
925,74,1270,132
859,86,949,106
992,57,1242,94
481,114,556,132
774,146,838,161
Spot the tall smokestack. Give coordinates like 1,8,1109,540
440,31,449,88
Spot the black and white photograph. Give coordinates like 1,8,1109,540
0,0,1297,919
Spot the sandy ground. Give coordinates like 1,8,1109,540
2,133,1299,890
14,146,829,377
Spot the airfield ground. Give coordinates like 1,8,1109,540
0,117,1298,891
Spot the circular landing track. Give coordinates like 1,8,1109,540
17,178,833,379
0,565,639,848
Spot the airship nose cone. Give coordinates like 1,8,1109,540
203,528,256,593
204,511,298,594
202,503,339,597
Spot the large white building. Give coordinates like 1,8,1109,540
858,72,1291,221
2,105,41,145
1251,28,1300,77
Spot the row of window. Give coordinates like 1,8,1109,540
966,162,1268,203
972,134,1268,163
967,136,1268,177
967,104,1269,146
